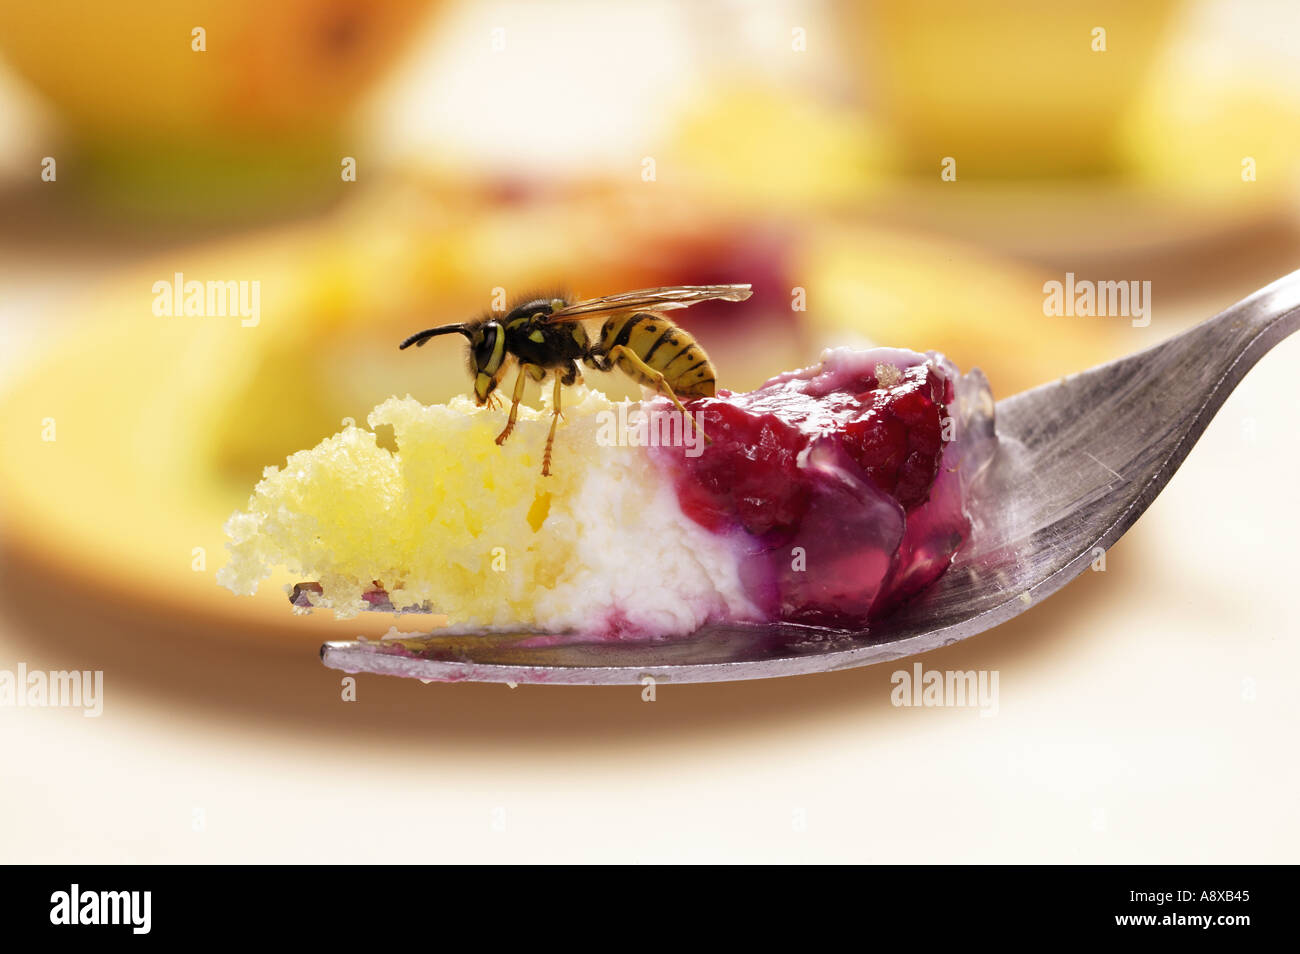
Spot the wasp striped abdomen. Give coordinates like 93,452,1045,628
594,312,716,398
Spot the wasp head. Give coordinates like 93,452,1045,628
399,319,508,406
467,320,507,405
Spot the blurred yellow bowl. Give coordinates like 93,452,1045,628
0,0,435,136
846,0,1182,177
0,0,438,216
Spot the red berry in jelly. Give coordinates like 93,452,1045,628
654,348,996,628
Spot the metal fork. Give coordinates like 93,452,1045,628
321,271,1300,685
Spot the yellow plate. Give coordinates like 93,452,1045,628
0,194,1119,648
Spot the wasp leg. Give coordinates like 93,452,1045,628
562,361,582,392
495,364,531,445
555,361,580,422
541,374,566,477
607,345,710,444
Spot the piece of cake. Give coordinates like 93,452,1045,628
217,347,996,638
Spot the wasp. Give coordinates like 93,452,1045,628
399,284,752,476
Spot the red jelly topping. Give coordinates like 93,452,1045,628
654,348,994,628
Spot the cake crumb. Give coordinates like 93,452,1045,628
875,362,903,388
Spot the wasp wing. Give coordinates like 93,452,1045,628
542,284,752,324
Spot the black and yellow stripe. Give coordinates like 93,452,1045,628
597,312,716,398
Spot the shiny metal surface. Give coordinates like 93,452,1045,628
322,271,1300,685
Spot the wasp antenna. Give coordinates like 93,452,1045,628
399,325,473,350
